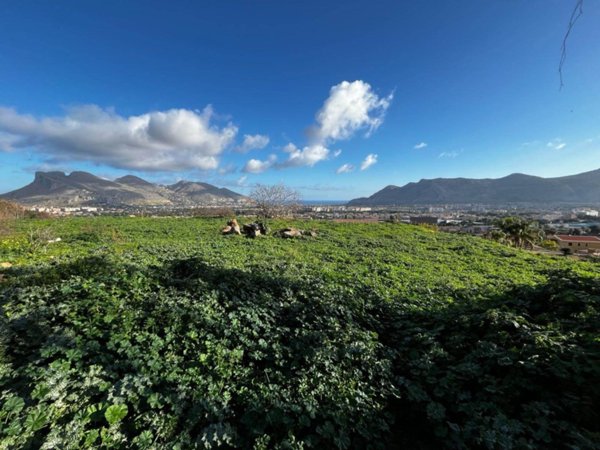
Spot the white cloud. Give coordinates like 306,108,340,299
282,142,298,153
0,105,238,171
360,153,378,170
217,164,238,175
0,132,19,151
237,175,247,186
313,80,392,142
235,133,269,153
414,142,427,149
243,154,277,173
336,163,354,174
520,140,541,147
279,143,330,168
438,151,459,158
276,80,392,170
547,138,566,150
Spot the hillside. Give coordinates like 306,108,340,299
0,171,247,207
1,218,598,449
348,169,600,205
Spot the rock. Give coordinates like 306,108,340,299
221,218,242,235
279,227,303,238
0,262,12,268
243,223,261,237
242,222,268,238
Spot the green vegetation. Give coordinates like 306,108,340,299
1,217,599,449
490,217,545,249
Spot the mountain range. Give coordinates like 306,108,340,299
348,169,600,206
0,171,247,207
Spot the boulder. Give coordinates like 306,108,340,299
280,228,303,238
243,223,260,237
221,218,242,235
243,222,268,238
275,228,317,238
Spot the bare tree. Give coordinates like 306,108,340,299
250,183,301,219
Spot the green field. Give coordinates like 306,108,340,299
1,217,599,449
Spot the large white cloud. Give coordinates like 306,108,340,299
0,105,237,171
235,134,270,153
277,80,392,169
312,80,392,143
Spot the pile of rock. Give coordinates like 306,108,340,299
243,222,269,238
221,218,241,235
221,220,316,239
221,219,268,237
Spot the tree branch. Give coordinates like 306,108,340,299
559,0,584,89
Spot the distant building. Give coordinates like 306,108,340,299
573,208,599,217
410,216,438,225
552,235,600,253
465,224,495,235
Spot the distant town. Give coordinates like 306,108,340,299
27,201,600,237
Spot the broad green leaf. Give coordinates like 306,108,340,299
2,396,25,415
105,404,128,426
25,407,47,432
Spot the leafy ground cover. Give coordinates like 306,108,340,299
1,217,599,449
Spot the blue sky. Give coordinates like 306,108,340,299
1,0,599,200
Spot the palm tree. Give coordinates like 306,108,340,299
495,217,544,249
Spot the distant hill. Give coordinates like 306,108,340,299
348,169,600,206
0,171,247,207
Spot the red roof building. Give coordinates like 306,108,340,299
553,235,600,253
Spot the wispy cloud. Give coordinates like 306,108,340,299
414,142,427,149
217,164,238,175
547,138,566,150
0,105,237,171
234,134,269,153
360,153,378,170
336,163,354,174
438,151,460,158
520,140,541,147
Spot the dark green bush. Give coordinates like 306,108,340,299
1,254,598,449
